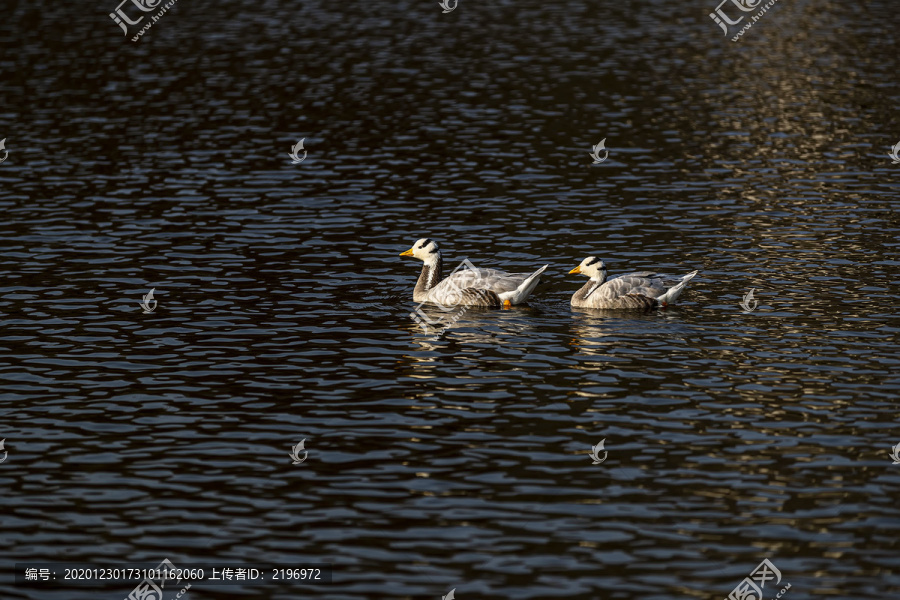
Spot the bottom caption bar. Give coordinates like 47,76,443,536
16,559,333,589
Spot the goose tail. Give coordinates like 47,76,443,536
499,265,548,306
656,270,698,306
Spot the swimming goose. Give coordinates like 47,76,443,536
400,238,548,308
569,257,698,309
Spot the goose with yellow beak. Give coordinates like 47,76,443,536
400,238,548,308
569,257,698,309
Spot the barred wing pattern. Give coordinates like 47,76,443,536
428,268,538,306
577,272,696,309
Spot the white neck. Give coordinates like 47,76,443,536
414,251,443,297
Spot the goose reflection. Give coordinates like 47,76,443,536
567,308,679,356
404,300,537,343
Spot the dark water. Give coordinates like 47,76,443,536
2,0,900,598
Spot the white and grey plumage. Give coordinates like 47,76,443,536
569,257,698,309
400,238,548,308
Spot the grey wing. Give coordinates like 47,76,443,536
445,267,527,294
587,276,662,301
611,271,658,279
426,275,502,306
584,277,627,301
608,272,687,294
456,288,502,308
616,275,667,297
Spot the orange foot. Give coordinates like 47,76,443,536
503,300,512,309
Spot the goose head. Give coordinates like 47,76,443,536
400,238,441,263
569,256,607,281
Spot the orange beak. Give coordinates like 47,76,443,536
569,266,582,275
399,248,414,257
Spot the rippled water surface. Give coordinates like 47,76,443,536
2,0,900,598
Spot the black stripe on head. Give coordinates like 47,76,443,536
586,257,601,267
419,238,432,249
429,246,439,254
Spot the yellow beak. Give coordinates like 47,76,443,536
399,248,414,257
569,266,582,275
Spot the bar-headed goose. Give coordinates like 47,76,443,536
569,257,698,309
400,238,548,308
